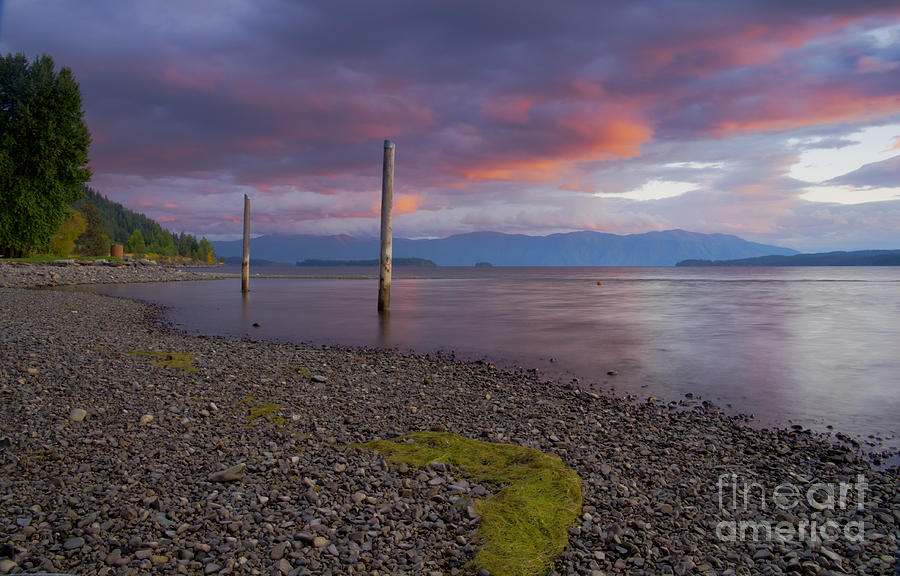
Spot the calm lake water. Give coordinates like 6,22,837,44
97,266,900,456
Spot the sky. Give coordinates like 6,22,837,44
2,0,900,251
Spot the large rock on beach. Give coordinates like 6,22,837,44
208,463,246,482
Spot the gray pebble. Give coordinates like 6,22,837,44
63,536,85,550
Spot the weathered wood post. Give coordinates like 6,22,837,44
378,139,394,312
241,194,250,294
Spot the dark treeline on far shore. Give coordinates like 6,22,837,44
677,249,900,267
222,257,287,267
297,258,438,267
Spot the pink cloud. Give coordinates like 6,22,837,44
634,14,863,78
158,59,224,93
233,138,286,152
857,55,900,74
482,96,533,124
228,73,437,144
711,88,900,136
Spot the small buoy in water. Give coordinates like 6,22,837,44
252,322,260,327
596,281,602,285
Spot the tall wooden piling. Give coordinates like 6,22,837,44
378,140,394,312
241,194,250,294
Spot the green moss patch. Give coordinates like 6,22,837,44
19,448,62,466
282,366,311,377
361,431,583,576
241,397,286,427
127,350,196,372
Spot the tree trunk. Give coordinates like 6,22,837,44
0,246,24,258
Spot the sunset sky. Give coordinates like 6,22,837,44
3,0,900,251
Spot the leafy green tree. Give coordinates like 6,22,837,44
126,229,147,255
176,232,192,257
74,201,109,256
196,237,214,263
49,208,87,257
145,226,166,255
0,53,92,257
182,234,199,259
157,231,177,256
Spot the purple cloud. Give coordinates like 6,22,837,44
827,155,900,188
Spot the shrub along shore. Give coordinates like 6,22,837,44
0,263,898,575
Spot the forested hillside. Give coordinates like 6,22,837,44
75,187,214,262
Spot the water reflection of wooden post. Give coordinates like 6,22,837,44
241,194,250,294
378,140,394,312
378,309,391,346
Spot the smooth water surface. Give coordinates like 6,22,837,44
97,266,900,453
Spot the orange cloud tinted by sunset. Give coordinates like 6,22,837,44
455,116,653,183
393,194,423,215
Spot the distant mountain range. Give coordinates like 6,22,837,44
677,250,900,267
214,229,797,266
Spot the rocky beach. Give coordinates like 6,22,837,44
0,260,229,289
0,262,897,575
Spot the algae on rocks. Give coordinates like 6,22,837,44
241,397,286,427
127,350,197,371
362,431,583,576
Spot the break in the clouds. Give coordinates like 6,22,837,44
3,0,900,250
